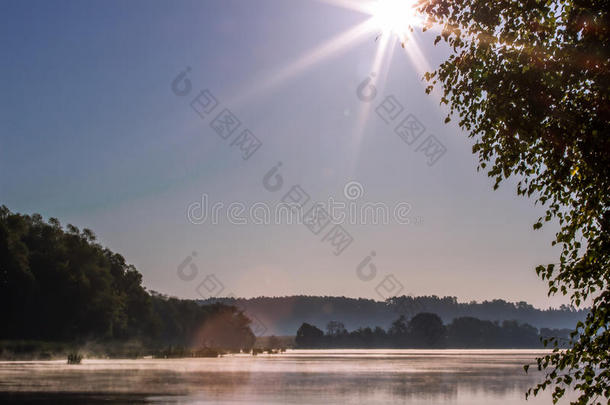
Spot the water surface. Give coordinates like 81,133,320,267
0,349,570,404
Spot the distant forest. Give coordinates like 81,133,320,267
201,295,586,336
0,206,255,351
295,314,572,349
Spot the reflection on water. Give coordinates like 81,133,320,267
0,350,572,404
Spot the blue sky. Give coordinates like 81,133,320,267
0,0,567,307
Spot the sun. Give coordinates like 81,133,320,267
370,0,420,37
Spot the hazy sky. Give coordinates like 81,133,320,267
1,0,567,307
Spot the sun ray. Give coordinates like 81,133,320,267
349,32,398,175
401,30,432,77
222,0,434,178
315,0,375,15
226,19,376,108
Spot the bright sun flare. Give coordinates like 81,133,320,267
370,0,419,37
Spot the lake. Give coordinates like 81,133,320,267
0,349,572,404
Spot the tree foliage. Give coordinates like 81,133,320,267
415,0,609,401
0,206,255,350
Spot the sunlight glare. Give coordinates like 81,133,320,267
370,0,420,38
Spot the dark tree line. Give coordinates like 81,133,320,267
295,313,571,349
202,294,586,336
0,206,254,350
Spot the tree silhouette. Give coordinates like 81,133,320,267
408,313,445,348
295,314,552,349
0,206,255,350
295,323,324,348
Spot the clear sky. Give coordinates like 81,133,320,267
0,0,567,308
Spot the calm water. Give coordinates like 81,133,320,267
0,349,572,404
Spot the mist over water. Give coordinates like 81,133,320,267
0,350,573,404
